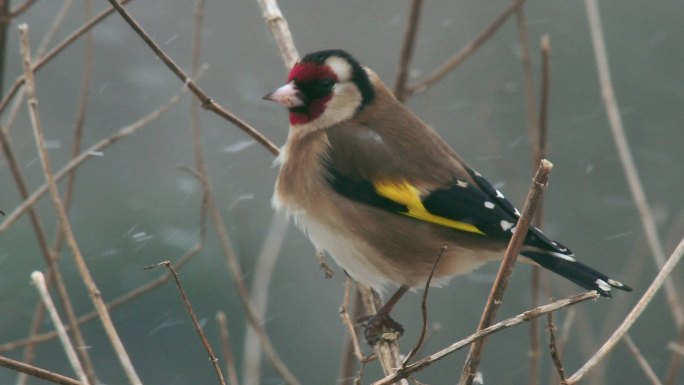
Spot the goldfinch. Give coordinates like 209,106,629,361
265,50,631,336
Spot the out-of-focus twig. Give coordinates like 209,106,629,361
216,312,241,385
664,327,684,385
30,271,89,384
371,291,599,385
459,159,553,385
623,334,663,385
145,261,227,385
19,24,142,385
406,0,525,96
584,0,684,327
256,0,299,68
565,237,684,384
393,0,423,101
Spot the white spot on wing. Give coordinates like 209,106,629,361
500,220,514,231
484,201,495,209
514,208,521,216
549,251,576,262
496,189,504,199
595,279,612,293
607,278,624,287
456,180,468,188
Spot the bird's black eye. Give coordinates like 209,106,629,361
318,78,335,91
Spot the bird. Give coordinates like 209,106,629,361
264,49,631,343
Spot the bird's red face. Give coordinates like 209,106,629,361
264,50,375,128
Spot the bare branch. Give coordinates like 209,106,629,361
0,355,84,385
459,159,554,385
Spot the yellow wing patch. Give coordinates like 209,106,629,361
374,181,484,235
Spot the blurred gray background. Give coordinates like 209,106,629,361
1,0,683,384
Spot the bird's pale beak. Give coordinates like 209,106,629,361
263,82,305,108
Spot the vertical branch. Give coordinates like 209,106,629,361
358,285,410,385
459,160,554,385
18,24,143,385
547,312,567,384
584,0,684,327
338,277,364,385
514,7,540,384
393,0,423,101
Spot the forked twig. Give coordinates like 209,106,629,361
406,0,525,96
459,159,554,385
145,261,227,385
371,291,599,385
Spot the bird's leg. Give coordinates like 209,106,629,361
359,284,409,345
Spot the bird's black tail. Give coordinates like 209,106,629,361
521,250,633,297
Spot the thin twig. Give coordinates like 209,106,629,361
547,311,567,384
371,291,599,385
105,0,278,155
459,159,554,385
145,261,227,385
402,246,446,367
30,271,89,384
19,24,142,385
256,0,299,68
1,0,38,20
565,237,684,384
668,342,684,358
0,356,84,385
393,0,423,101
216,311,241,385
0,0,135,117
406,0,525,96
623,334,663,385
584,0,684,327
